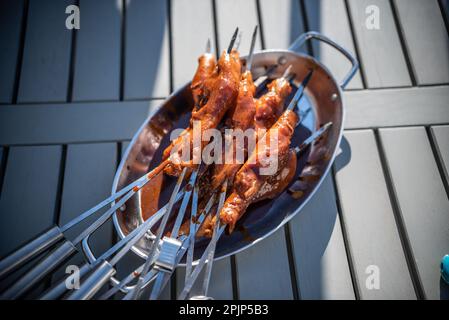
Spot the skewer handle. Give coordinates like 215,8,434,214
39,263,91,300
0,226,64,279
0,241,77,299
66,261,115,300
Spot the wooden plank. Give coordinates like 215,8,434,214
72,0,121,101
0,146,61,258
0,147,4,196
0,148,3,169
344,86,449,129
258,0,306,50
346,0,411,88
0,100,162,145
393,0,449,85
171,0,215,89
431,125,449,186
1,85,448,145
379,127,449,299
214,0,262,54
50,143,117,294
60,146,116,218
235,228,293,299
303,0,363,90
176,257,234,300
288,174,355,299
334,130,416,299
57,143,117,256
17,0,73,103
124,0,170,99
0,0,25,103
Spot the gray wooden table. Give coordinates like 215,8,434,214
0,0,448,300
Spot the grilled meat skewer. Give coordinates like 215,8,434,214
211,74,293,190
219,109,298,233
163,48,242,177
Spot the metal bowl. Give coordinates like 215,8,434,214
111,32,358,264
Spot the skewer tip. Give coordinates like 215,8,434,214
287,69,314,111
301,69,314,88
250,25,258,50
295,121,333,154
227,27,239,54
205,38,211,54
234,32,243,51
282,65,293,79
246,25,259,71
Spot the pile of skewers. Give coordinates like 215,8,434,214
0,26,332,300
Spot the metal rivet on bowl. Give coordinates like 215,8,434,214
331,93,338,101
278,56,287,65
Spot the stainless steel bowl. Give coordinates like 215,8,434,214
111,32,358,264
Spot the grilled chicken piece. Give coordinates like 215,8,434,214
211,76,292,190
254,77,292,136
200,149,297,237
160,52,219,169
211,70,256,190
191,52,217,109
163,50,242,176
220,109,298,232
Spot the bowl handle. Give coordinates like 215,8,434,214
289,31,359,89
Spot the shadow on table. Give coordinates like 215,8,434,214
289,133,353,299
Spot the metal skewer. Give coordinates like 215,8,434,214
287,69,313,112
245,26,258,72
199,181,228,298
0,170,163,300
234,32,243,52
294,122,333,154
39,189,184,300
184,184,200,282
146,167,201,300
227,27,239,54
0,158,169,281
205,38,211,54
97,194,216,300
65,175,193,300
124,167,188,300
